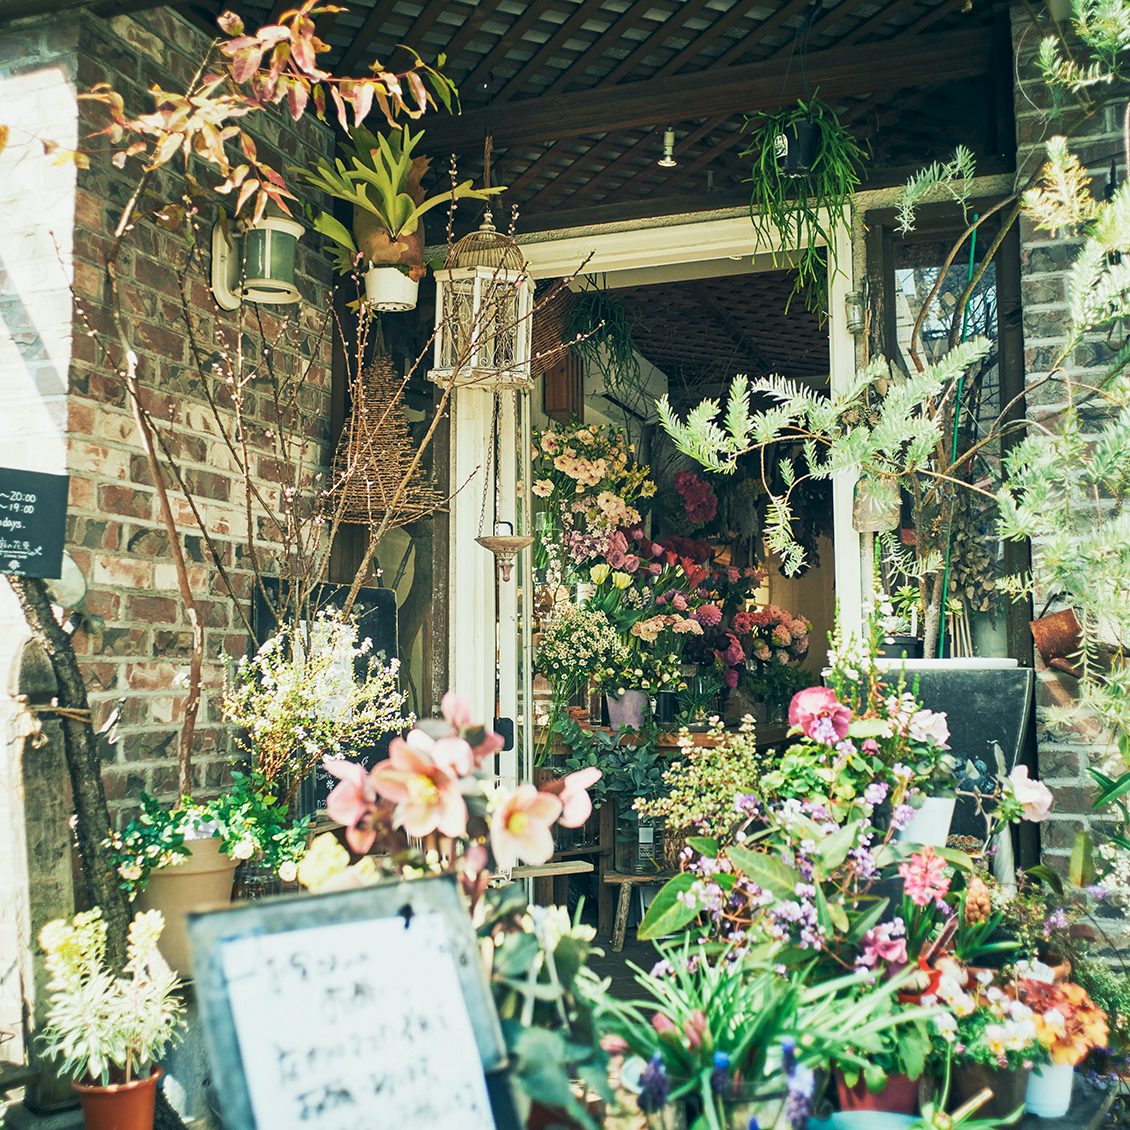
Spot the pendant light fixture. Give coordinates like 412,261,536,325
658,127,677,169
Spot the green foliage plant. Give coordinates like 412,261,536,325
297,124,502,273
39,908,184,1085
741,95,864,313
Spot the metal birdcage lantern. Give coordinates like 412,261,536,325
429,212,534,389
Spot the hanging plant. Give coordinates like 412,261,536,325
566,287,642,396
741,94,864,314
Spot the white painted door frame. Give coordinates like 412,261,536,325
517,209,865,634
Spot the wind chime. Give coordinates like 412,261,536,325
474,392,532,582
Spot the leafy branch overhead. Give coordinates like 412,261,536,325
80,1,455,223
657,339,992,574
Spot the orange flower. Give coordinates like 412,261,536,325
1022,979,1109,1066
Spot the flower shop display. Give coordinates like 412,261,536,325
301,692,610,1127
39,908,183,1130
1018,973,1108,1117
587,937,930,1130
107,771,310,973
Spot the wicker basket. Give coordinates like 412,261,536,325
324,352,445,529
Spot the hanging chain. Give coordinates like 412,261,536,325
477,392,500,536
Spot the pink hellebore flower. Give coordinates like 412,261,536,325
558,767,602,828
370,738,468,839
1007,765,1054,823
491,785,563,869
439,691,505,766
909,708,950,749
858,922,908,969
788,686,851,746
323,756,379,853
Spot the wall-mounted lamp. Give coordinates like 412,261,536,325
844,288,866,335
211,215,305,311
658,127,677,169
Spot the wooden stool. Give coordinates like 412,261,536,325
602,871,672,952
513,859,594,907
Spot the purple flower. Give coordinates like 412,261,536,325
891,803,915,830
786,1065,815,1129
864,781,889,807
638,1053,670,1114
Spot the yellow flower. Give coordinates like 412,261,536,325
611,571,632,589
590,564,611,584
297,833,350,891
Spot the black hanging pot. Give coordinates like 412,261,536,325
775,119,820,176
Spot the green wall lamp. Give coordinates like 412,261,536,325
211,215,305,311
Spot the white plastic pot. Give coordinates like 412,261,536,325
897,795,956,847
364,265,418,311
1025,1061,1074,1118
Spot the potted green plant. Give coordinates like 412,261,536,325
741,94,864,313
107,770,310,974
297,124,502,310
39,908,184,1130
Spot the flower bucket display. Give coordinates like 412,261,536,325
949,1062,1029,1122
834,1068,918,1114
73,1066,164,1130
1025,1061,1073,1118
364,264,418,311
136,838,238,975
897,795,955,847
606,689,648,730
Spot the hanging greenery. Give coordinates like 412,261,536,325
741,95,865,315
566,287,642,396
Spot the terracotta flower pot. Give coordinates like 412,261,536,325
135,838,237,976
950,1062,1029,1122
73,1065,163,1130
834,1068,918,1114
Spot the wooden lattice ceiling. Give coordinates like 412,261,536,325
14,0,1013,232
610,269,830,405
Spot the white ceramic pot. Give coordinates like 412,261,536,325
364,265,418,311
897,795,956,847
1025,1061,1074,1118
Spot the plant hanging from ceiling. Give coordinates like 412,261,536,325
566,286,643,397
741,94,865,314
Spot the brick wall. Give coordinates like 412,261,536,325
7,6,336,818
1012,6,1121,871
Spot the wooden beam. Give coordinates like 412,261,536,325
418,28,993,153
496,0,616,101
337,0,405,75
458,1,560,99
596,0,717,89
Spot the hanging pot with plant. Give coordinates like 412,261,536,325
741,94,864,314
297,124,503,311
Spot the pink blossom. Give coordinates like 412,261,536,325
909,708,950,749
649,562,662,575
898,846,951,908
557,767,602,828
788,686,851,746
652,1013,677,1037
683,1010,708,1049
622,554,640,573
858,920,908,969
672,592,688,611
1007,765,1053,822
721,633,745,666
491,785,563,868
693,603,722,628
724,666,739,689
370,739,468,839
323,756,378,852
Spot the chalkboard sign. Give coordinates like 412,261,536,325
876,660,1035,841
252,579,400,817
188,875,515,1130
0,467,68,578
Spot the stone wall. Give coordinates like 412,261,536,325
1012,6,1120,871
63,7,336,813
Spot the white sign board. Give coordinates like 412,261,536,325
188,876,509,1130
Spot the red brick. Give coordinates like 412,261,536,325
98,483,154,519
92,555,153,590
124,594,179,623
